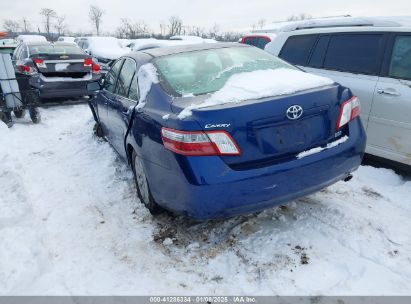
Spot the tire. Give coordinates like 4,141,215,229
13,108,26,118
93,122,104,138
132,152,163,215
29,107,41,124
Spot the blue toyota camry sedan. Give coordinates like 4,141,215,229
87,43,366,220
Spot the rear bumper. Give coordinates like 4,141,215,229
30,74,100,99
145,119,366,220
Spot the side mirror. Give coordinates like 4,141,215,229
87,81,101,92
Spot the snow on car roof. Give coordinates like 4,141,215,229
256,16,411,33
16,35,47,43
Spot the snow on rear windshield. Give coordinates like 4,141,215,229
29,45,83,56
153,46,297,96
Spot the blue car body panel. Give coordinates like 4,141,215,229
89,44,366,220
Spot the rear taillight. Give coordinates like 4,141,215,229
336,96,361,130
18,64,35,74
84,58,93,67
33,58,46,68
92,63,101,74
161,128,240,156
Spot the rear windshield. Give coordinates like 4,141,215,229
153,46,296,96
29,44,84,56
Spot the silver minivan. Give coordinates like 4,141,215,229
264,17,411,167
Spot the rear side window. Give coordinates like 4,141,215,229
279,35,317,65
389,35,411,80
28,44,83,56
323,34,384,75
115,58,136,97
104,59,124,93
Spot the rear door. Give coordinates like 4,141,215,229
302,33,387,131
367,34,411,165
98,59,124,135
106,58,138,158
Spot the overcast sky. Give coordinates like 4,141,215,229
1,0,411,34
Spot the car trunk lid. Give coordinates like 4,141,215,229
31,53,91,77
172,84,342,168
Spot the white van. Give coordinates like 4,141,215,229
264,16,411,167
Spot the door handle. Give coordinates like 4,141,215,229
377,89,401,97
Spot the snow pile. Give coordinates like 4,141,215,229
297,136,349,159
0,120,9,131
136,63,159,108
178,68,334,119
1,104,411,295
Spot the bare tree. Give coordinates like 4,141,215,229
115,18,150,39
287,13,312,21
192,26,205,38
40,8,57,40
3,20,20,34
208,23,220,39
257,19,266,29
89,5,104,36
55,15,67,36
21,18,31,33
168,16,183,37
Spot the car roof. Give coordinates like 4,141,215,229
138,42,246,58
255,16,411,34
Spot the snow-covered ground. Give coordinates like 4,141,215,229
0,104,410,295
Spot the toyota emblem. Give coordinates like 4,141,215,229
286,105,304,120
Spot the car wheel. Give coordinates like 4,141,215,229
132,152,163,215
93,122,104,138
29,108,41,124
13,108,26,118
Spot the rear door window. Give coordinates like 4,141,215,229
115,58,136,97
128,73,139,101
389,35,411,80
308,35,330,68
104,59,124,93
279,35,318,66
323,34,384,75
